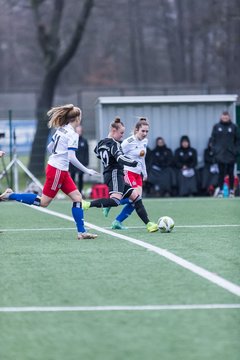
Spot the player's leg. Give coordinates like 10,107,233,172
111,197,135,230
112,173,142,229
82,169,123,209
68,190,97,239
62,172,97,240
104,171,138,219
129,189,158,232
103,197,130,218
0,188,41,205
0,165,67,206
85,196,121,209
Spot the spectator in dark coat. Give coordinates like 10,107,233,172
200,137,219,196
147,137,175,196
211,111,240,197
69,125,89,193
174,135,198,196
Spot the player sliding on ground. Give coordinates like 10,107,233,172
0,104,99,240
82,117,158,233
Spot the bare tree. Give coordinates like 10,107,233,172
0,0,239,120
28,0,94,176
223,0,240,91
127,0,147,85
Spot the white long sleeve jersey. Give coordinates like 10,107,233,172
47,124,78,171
121,135,148,177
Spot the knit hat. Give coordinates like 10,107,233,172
180,135,190,145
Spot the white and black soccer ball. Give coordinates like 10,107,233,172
158,216,174,233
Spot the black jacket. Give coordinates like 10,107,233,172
211,121,240,164
69,135,89,172
174,147,198,169
204,147,216,167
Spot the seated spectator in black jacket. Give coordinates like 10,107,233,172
147,137,175,197
199,137,219,196
211,111,240,197
174,135,198,196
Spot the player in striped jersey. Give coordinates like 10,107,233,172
0,104,98,240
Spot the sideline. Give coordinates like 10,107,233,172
1,224,240,232
26,206,240,297
0,227,75,232
1,303,240,313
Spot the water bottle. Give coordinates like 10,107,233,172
223,183,229,198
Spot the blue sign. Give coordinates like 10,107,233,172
0,120,37,154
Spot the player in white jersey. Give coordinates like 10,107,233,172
103,118,150,229
0,104,98,240
122,126,148,184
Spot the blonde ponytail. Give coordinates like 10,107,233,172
47,104,81,128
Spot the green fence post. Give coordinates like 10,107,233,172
8,109,13,187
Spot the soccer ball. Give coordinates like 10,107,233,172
158,216,174,233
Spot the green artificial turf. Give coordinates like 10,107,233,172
0,198,239,360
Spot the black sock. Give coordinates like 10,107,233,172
90,197,120,208
133,198,150,225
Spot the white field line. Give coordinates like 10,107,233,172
27,197,239,203
13,206,240,297
108,225,240,229
1,225,240,233
174,224,240,228
0,227,75,232
0,304,240,313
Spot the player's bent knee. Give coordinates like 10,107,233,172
68,193,82,202
40,202,49,208
110,197,121,206
40,198,51,208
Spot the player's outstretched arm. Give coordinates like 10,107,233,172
68,150,99,176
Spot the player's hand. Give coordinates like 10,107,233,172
0,150,5,158
88,169,100,176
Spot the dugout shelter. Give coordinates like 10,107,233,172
95,94,238,166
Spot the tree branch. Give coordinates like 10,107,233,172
52,0,95,73
30,0,64,66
